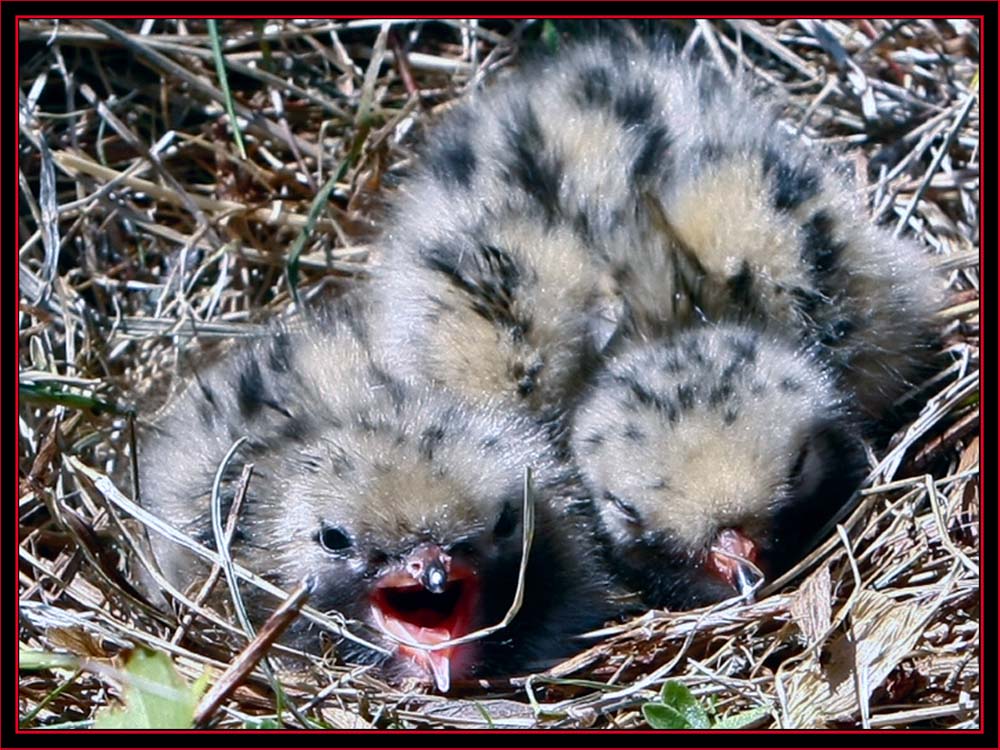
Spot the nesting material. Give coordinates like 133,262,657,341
18,19,979,729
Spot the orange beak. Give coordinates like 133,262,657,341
705,528,763,600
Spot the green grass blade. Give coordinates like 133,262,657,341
208,19,247,160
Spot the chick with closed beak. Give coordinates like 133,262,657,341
572,324,866,608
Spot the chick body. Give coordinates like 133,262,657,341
371,40,939,419
139,305,611,688
553,41,941,607
571,324,867,608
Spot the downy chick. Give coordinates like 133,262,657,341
557,39,941,606
138,307,612,690
369,45,641,415
370,39,940,419
571,324,867,608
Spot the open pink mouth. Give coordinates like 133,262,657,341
705,527,763,598
370,566,479,691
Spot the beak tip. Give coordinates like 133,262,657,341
424,566,448,594
427,649,453,693
734,563,762,601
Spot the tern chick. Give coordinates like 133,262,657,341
138,308,612,690
571,324,866,608
369,39,940,421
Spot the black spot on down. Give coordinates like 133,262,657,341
237,357,293,420
632,125,672,181
727,261,754,309
430,137,478,188
800,210,846,281
614,85,656,127
618,375,678,422
763,148,820,211
419,424,447,461
237,359,266,418
574,66,613,108
504,103,563,220
267,333,293,374
623,422,645,443
421,241,520,329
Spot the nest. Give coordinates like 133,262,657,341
18,18,980,730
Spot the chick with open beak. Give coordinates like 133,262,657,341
139,308,613,691
706,528,763,601
369,544,476,692
571,324,867,609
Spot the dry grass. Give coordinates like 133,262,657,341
18,18,980,730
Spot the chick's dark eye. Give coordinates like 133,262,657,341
789,442,811,482
317,524,353,554
493,501,519,538
605,491,641,525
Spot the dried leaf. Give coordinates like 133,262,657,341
423,698,536,725
46,627,116,660
783,591,935,728
318,706,373,729
790,564,832,646
958,437,979,475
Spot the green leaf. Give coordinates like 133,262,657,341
660,681,711,728
253,20,274,72
642,681,713,729
541,20,560,53
19,382,120,414
642,702,693,729
712,705,772,729
94,649,208,729
285,159,348,305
